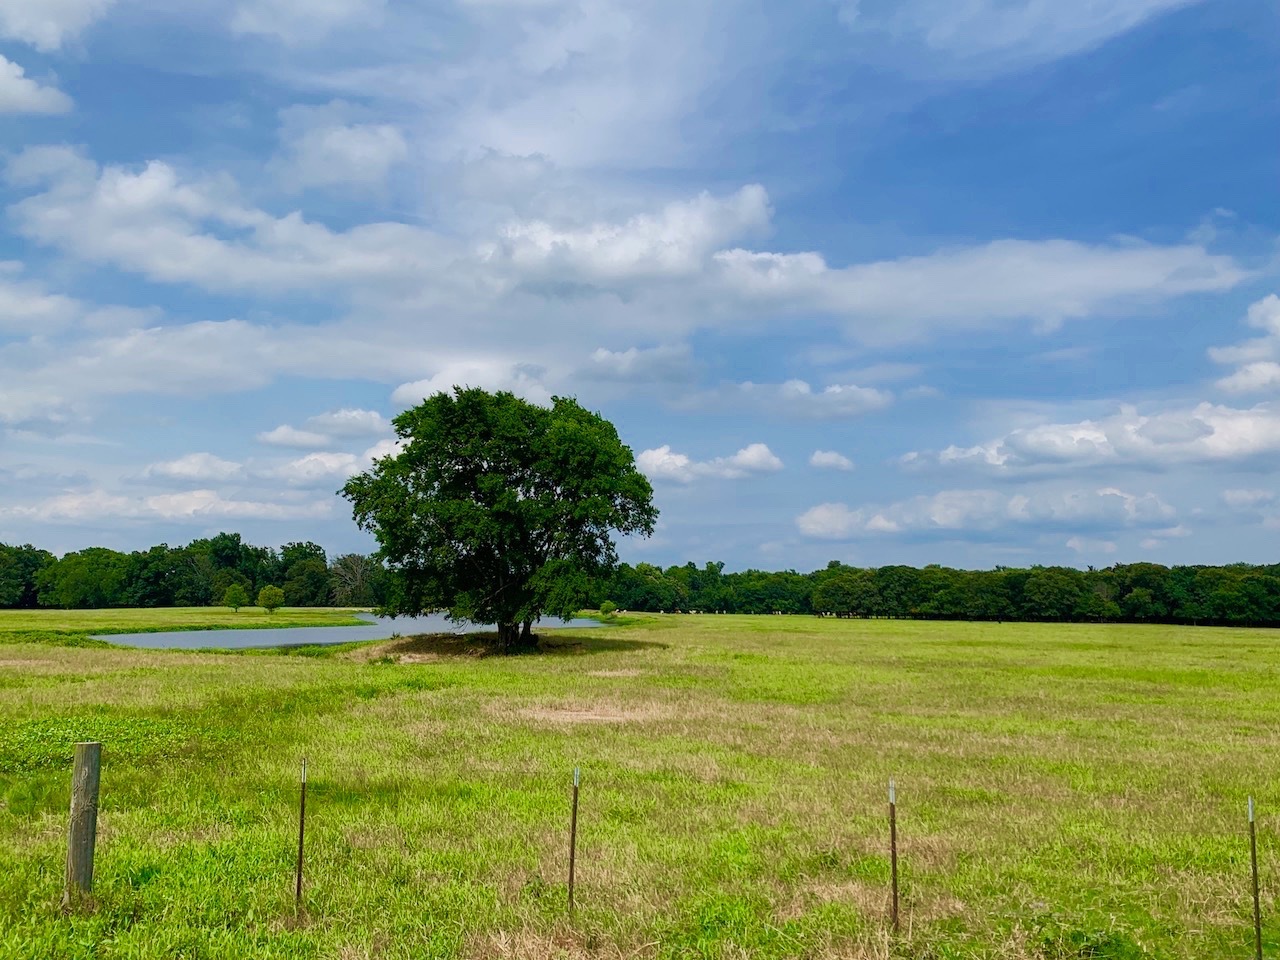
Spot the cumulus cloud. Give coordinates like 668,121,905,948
810,450,854,471
304,408,391,437
489,185,770,281
796,486,1176,540
362,438,404,462
391,360,552,406
0,0,114,51
0,55,72,114
913,401,1280,473
272,101,408,190
1211,295,1280,392
638,442,783,484
144,453,243,483
5,149,1249,354
7,147,457,298
270,451,362,486
257,425,331,448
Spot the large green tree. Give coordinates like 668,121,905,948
342,388,657,652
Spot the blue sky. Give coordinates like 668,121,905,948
0,0,1277,570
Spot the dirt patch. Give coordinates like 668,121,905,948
587,669,643,678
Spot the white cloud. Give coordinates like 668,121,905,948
1211,295,1280,392
1218,362,1280,393
0,264,83,332
637,442,783,484
7,148,457,297
391,360,552,406
839,0,1201,67
144,453,243,483
1223,489,1274,509
0,0,114,51
270,451,362,486
713,238,1245,343
724,380,893,418
6,151,1249,355
917,401,1280,473
796,486,1176,540
231,0,385,43
257,425,331,448
362,438,404,462
304,408,391,437
584,344,694,384
810,450,854,471
490,185,770,280
1066,536,1117,555
0,318,284,425
273,101,408,190
0,55,72,114
3,488,331,523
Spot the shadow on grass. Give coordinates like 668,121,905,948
353,631,668,662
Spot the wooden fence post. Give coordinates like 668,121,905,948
1251,796,1262,960
889,778,899,935
568,766,580,915
296,758,307,911
63,742,102,911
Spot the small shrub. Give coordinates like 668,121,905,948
257,585,285,613
222,584,249,611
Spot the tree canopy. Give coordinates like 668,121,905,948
342,388,657,651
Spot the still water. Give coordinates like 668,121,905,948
96,612,602,650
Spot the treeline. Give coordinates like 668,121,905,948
0,535,387,610
597,560,1280,627
6,536,1280,626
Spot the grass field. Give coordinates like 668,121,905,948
0,610,1275,959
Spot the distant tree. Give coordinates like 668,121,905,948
257,585,285,613
0,543,55,609
173,548,217,606
223,583,249,611
281,541,327,571
329,553,385,607
284,557,331,607
37,548,130,609
124,544,180,607
343,388,657,652
1122,586,1163,621
599,600,617,616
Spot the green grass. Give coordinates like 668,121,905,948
0,612,1275,958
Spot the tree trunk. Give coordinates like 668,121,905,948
496,621,537,654
497,622,519,653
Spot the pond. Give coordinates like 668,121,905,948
96,613,604,651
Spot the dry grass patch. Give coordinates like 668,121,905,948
470,926,657,960
518,703,670,725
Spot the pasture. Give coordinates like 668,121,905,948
0,610,1275,958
